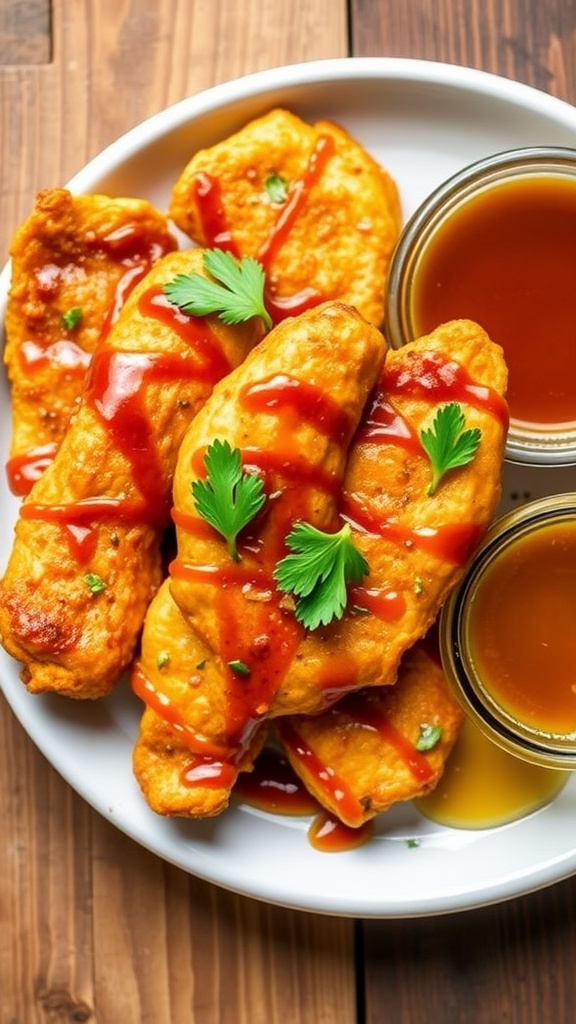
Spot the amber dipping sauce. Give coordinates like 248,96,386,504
411,176,576,427
465,519,576,736
417,717,568,829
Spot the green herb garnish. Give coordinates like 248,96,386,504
273,521,369,631
62,307,82,330
227,659,251,677
156,651,170,669
415,723,442,752
192,439,266,562
420,402,482,496
265,172,289,204
163,249,272,330
84,572,106,595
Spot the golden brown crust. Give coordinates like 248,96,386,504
169,108,401,326
132,580,267,817
4,188,176,482
276,643,464,828
0,249,264,698
255,318,509,716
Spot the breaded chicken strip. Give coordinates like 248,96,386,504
264,318,509,715
132,580,268,817
169,108,401,327
132,301,385,815
0,249,264,698
276,641,463,828
4,188,176,494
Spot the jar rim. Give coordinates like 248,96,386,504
439,493,576,768
384,146,576,467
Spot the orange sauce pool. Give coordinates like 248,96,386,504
467,520,576,735
411,176,576,427
417,717,568,828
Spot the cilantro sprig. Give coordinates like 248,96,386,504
273,522,369,631
192,439,266,562
420,402,482,496
163,249,273,330
265,172,289,204
415,723,443,752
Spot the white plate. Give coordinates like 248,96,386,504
2,57,576,918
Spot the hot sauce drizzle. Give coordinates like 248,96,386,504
234,744,374,851
193,135,337,323
340,351,504,565
15,286,232,558
384,351,509,432
6,443,59,496
8,222,176,495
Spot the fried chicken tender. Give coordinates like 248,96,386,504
276,642,464,828
169,108,401,327
132,301,385,815
4,188,176,494
132,580,268,817
0,249,264,699
265,318,509,715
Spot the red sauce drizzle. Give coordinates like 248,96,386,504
278,719,363,824
240,373,353,447
338,692,435,784
355,390,422,454
193,173,240,255
16,292,231,554
349,585,407,621
234,744,374,851
84,348,197,525
137,286,232,384
384,351,509,431
256,134,336,270
18,338,91,376
308,812,374,853
131,665,230,759
234,746,318,815
6,443,59,496
193,135,336,323
341,496,485,565
21,497,149,562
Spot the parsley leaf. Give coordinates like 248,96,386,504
84,572,106,595
265,172,289,204
420,402,482,496
62,307,82,330
191,439,266,562
415,723,443,751
163,249,272,330
273,522,369,631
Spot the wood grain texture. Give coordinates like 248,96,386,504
351,4,576,1022
0,0,51,65
350,0,576,99
0,2,353,1022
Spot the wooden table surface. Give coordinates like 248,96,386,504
2,2,576,1021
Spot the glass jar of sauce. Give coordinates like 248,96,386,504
439,493,576,768
385,147,576,467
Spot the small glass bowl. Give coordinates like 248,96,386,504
439,493,576,769
384,147,576,468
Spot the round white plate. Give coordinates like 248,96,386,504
2,57,576,918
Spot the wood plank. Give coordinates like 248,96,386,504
350,2,576,1022
0,1,354,1021
350,0,576,99
361,880,576,1024
0,0,51,65
91,816,356,1024
0,706,94,1021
